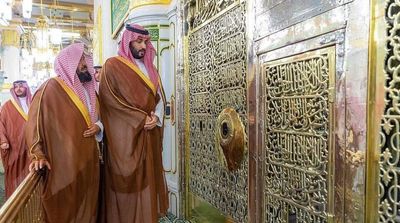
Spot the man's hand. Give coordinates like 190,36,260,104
83,124,101,137
1,143,9,154
29,159,51,172
0,143,9,150
144,112,159,130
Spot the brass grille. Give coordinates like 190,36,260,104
378,1,400,221
0,172,44,223
262,47,336,223
186,2,248,222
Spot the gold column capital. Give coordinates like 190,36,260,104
1,30,20,47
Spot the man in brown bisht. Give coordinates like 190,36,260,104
99,23,169,222
26,42,103,222
0,80,31,198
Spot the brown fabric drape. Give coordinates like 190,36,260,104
25,78,99,223
0,100,29,199
98,57,168,223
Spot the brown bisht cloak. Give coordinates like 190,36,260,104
98,56,168,223
25,77,99,223
0,100,30,198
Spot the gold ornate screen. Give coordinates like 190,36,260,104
262,47,336,223
377,1,400,221
185,1,248,222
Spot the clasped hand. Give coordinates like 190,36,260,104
83,124,101,138
144,112,159,130
0,142,9,151
29,159,51,172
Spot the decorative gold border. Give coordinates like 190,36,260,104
111,0,172,39
111,10,129,39
158,75,166,101
102,62,148,116
365,0,382,221
29,80,50,161
10,100,27,121
189,1,240,34
327,46,336,223
116,56,157,95
54,77,91,126
101,59,166,132
95,5,103,64
183,34,191,218
261,46,336,222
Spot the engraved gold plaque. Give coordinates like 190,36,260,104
262,47,336,222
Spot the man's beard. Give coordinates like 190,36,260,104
77,71,93,83
130,47,145,59
16,92,26,97
14,88,27,97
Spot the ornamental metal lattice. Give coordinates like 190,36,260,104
379,1,400,221
187,2,248,222
262,48,336,223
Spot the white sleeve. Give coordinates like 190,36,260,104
154,91,164,127
95,120,104,142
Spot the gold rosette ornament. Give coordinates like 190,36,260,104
215,108,247,171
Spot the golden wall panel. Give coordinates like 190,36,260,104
185,1,248,222
370,0,400,222
365,0,384,222
1,30,19,47
261,47,336,223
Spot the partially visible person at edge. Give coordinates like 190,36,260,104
94,65,102,83
94,65,102,93
25,42,103,222
98,23,168,222
0,80,32,199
